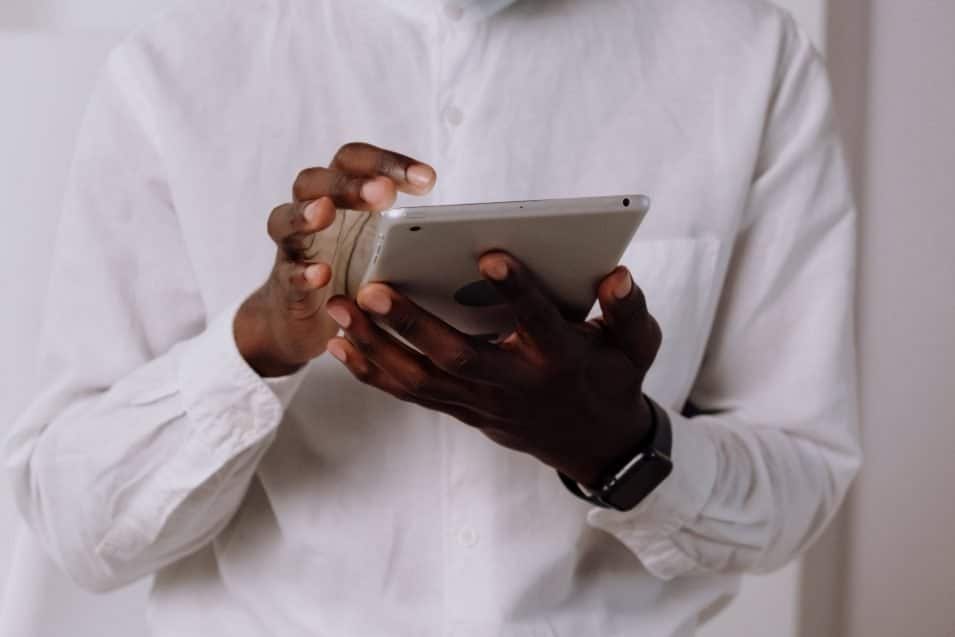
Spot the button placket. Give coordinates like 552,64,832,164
435,0,472,154
431,16,459,635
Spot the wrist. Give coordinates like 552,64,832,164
558,396,673,512
234,292,304,378
565,397,654,489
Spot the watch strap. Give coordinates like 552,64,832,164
558,468,606,507
648,395,672,456
558,395,671,509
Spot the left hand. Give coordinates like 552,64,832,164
323,252,662,488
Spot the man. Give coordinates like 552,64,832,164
5,0,861,635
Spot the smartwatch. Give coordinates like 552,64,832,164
558,395,673,512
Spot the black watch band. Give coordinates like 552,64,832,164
558,395,673,512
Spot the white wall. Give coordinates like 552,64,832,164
0,0,167,30
844,2,955,635
0,1,829,636
0,30,118,601
0,31,157,637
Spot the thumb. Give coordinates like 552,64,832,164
597,267,662,371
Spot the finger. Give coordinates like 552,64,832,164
273,261,333,317
292,166,398,212
277,261,333,299
597,267,662,371
325,296,484,408
478,252,572,354
267,197,337,259
326,337,491,425
355,283,530,386
330,142,436,196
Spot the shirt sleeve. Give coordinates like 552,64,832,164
3,44,304,592
587,16,862,580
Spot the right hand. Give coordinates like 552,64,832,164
235,142,436,377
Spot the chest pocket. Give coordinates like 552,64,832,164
617,237,724,409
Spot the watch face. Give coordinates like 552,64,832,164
605,452,673,512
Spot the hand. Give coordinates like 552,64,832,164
234,143,436,377
324,253,663,488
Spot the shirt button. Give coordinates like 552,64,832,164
445,105,464,127
444,3,464,21
458,527,479,548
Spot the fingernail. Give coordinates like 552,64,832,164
360,177,390,203
485,260,509,281
406,164,435,188
614,270,633,299
326,305,351,329
304,201,320,224
358,288,392,315
327,341,347,363
305,264,324,285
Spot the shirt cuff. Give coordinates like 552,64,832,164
176,301,287,453
585,407,719,580
97,302,288,561
263,368,309,410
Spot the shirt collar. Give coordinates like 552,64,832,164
377,0,520,23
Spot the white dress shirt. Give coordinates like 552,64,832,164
5,0,862,635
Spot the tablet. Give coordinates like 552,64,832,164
359,194,650,337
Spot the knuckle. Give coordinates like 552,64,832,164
400,368,432,395
376,151,404,178
333,142,365,164
267,204,287,238
269,262,291,289
286,303,311,321
285,293,318,320
301,232,318,255
292,168,317,200
442,346,478,375
284,264,300,288
330,170,353,197
352,365,374,384
284,232,315,261
286,264,315,292
350,334,374,355
391,311,419,337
